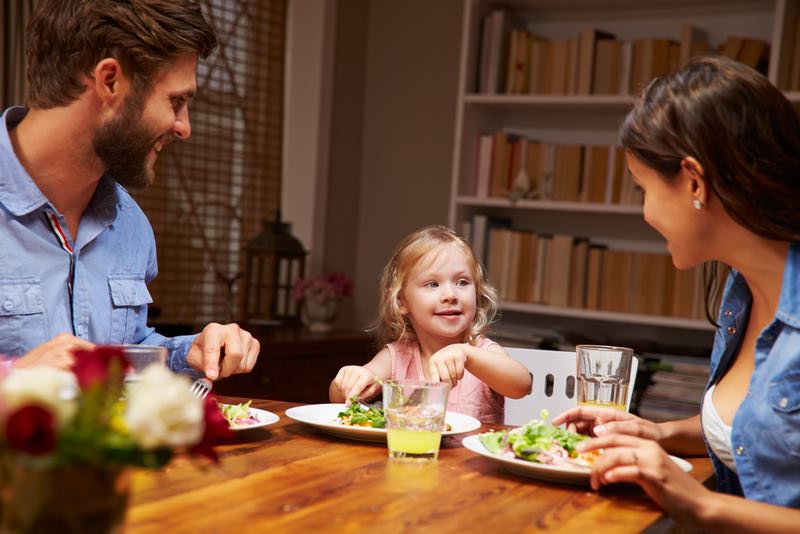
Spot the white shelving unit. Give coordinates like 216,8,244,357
449,0,800,348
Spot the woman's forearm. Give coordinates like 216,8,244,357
658,414,708,455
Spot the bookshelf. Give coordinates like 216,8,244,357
449,0,800,351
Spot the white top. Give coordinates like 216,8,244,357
701,385,737,472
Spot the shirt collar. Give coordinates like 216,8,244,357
0,107,50,216
0,106,131,219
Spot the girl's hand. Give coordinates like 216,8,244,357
551,405,664,441
578,433,712,526
428,344,467,387
14,333,94,371
332,365,381,402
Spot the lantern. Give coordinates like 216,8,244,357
242,213,306,324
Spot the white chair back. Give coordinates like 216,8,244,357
504,347,638,426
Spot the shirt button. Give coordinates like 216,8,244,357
779,397,789,409
77,325,86,336
723,310,732,317
727,326,737,335
2,300,13,312
736,446,745,456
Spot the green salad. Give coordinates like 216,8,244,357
337,397,385,428
479,410,595,469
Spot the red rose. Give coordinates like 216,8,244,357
72,345,130,390
189,395,235,462
5,404,56,455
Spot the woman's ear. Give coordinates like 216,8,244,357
681,156,708,208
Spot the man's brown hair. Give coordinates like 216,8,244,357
25,0,218,108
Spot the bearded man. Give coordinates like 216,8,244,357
0,0,259,378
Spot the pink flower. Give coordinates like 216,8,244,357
72,345,130,390
5,404,56,455
292,272,354,304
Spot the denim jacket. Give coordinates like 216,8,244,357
0,107,197,373
704,242,800,507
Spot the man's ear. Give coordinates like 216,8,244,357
92,58,129,107
681,156,708,206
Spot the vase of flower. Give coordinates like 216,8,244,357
292,272,354,333
0,461,130,534
302,298,339,332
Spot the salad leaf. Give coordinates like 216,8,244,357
479,409,590,465
219,401,252,426
337,397,385,428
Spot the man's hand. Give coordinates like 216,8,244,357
14,333,94,371
186,323,260,380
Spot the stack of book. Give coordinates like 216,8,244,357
475,9,770,96
637,353,710,422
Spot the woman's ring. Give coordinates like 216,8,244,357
632,451,639,465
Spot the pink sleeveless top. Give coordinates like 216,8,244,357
385,336,505,424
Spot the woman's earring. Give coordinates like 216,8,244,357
692,199,704,210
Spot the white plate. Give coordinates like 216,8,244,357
462,434,692,486
222,405,280,431
285,403,481,443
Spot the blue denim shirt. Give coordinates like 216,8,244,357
704,242,800,507
0,107,197,373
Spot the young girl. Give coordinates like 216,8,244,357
329,225,531,423
553,56,800,531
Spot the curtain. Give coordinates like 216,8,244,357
1,0,41,109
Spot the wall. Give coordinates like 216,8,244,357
283,0,464,331
347,0,464,329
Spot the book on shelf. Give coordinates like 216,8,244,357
547,234,574,307
577,27,616,95
580,145,610,203
679,24,709,65
585,243,606,310
790,16,800,90
568,238,590,308
592,39,623,95
551,145,583,201
489,131,510,198
473,134,493,198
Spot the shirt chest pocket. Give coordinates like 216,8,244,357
0,280,47,355
769,373,800,459
108,276,152,345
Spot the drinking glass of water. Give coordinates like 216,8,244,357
576,345,633,411
383,380,450,462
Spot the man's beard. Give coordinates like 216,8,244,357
92,92,161,189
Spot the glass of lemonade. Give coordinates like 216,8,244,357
383,380,450,462
576,345,634,411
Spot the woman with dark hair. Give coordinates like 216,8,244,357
553,56,800,532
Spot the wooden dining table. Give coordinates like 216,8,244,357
125,398,714,533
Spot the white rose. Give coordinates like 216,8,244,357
125,366,204,449
1,368,78,426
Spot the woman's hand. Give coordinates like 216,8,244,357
332,365,381,402
551,405,665,441
14,333,94,371
578,433,713,526
428,344,467,387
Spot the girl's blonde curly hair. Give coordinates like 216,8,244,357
375,225,498,347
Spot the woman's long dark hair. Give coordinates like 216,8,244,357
620,55,800,323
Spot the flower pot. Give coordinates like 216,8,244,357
302,298,339,332
0,461,131,534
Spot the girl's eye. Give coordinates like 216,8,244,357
425,281,438,289
456,278,470,287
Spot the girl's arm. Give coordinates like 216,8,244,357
455,343,532,398
428,343,531,397
328,347,392,403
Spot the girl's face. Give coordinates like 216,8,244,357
398,243,478,344
627,152,709,270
